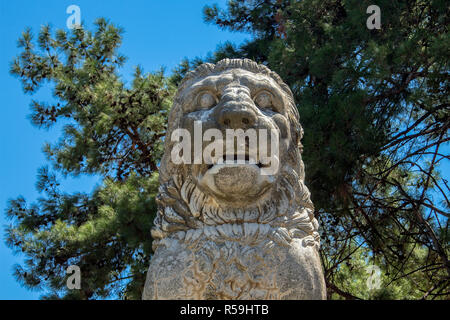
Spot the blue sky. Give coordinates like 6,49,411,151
0,0,248,299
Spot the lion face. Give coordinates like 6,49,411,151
152,58,318,251
167,68,295,206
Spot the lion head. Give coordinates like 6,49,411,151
151,59,319,251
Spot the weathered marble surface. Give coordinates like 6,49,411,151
143,59,326,300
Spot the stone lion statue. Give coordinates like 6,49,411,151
143,58,326,299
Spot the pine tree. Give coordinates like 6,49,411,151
201,0,449,299
7,19,175,299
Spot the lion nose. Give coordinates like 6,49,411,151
217,105,257,129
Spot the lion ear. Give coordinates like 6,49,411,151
298,141,304,153
291,122,303,147
296,127,304,152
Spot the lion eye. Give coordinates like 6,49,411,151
254,91,273,109
198,92,216,109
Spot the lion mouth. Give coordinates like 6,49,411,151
197,152,277,202
206,153,271,171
